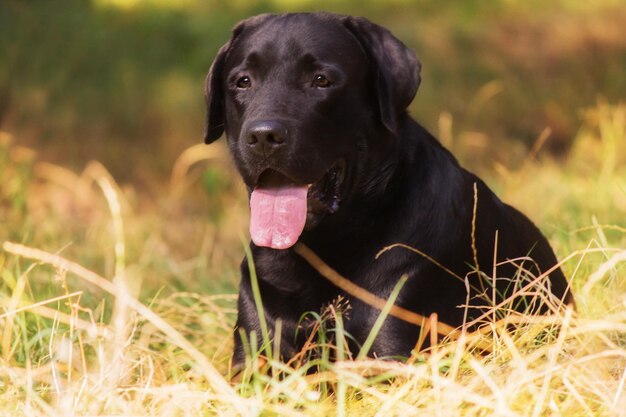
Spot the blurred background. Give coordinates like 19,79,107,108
3,0,625,180
1,0,626,294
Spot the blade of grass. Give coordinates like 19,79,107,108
92,165,129,386
242,239,273,361
357,275,408,360
334,306,346,417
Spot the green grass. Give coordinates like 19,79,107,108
1,102,625,416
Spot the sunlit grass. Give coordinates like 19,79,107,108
1,103,625,416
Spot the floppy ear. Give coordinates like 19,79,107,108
343,16,421,134
204,26,241,143
204,14,275,143
204,42,229,143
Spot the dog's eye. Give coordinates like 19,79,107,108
236,76,252,89
312,74,331,88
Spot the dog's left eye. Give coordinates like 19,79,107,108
312,74,331,88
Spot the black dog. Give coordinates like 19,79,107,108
204,12,573,366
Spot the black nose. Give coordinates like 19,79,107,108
245,120,288,155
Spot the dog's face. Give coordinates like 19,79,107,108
205,13,421,249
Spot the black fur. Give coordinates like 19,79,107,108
204,12,573,366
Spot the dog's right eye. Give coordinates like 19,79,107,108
312,74,331,88
236,76,252,89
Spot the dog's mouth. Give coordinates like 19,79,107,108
249,161,345,250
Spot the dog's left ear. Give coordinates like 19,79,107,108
343,16,421,134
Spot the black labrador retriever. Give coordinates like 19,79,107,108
204,12,573,366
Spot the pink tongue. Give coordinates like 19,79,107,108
250,185,308,249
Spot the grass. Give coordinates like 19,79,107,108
1,102,625,416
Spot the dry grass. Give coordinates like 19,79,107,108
1,103,625,416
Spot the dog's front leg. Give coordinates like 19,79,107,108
231,262,304,375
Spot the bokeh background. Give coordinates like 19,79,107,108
3,0,626,177
1,0,626,295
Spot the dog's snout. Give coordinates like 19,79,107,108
245,120,288,155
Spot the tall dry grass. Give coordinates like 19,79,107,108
1,102,625,416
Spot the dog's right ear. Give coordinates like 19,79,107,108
204,14,274,144
203,26,241,144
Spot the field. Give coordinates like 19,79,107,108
2,102,625,416
1,0,626,416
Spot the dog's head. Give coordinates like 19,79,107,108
204,13,421,249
